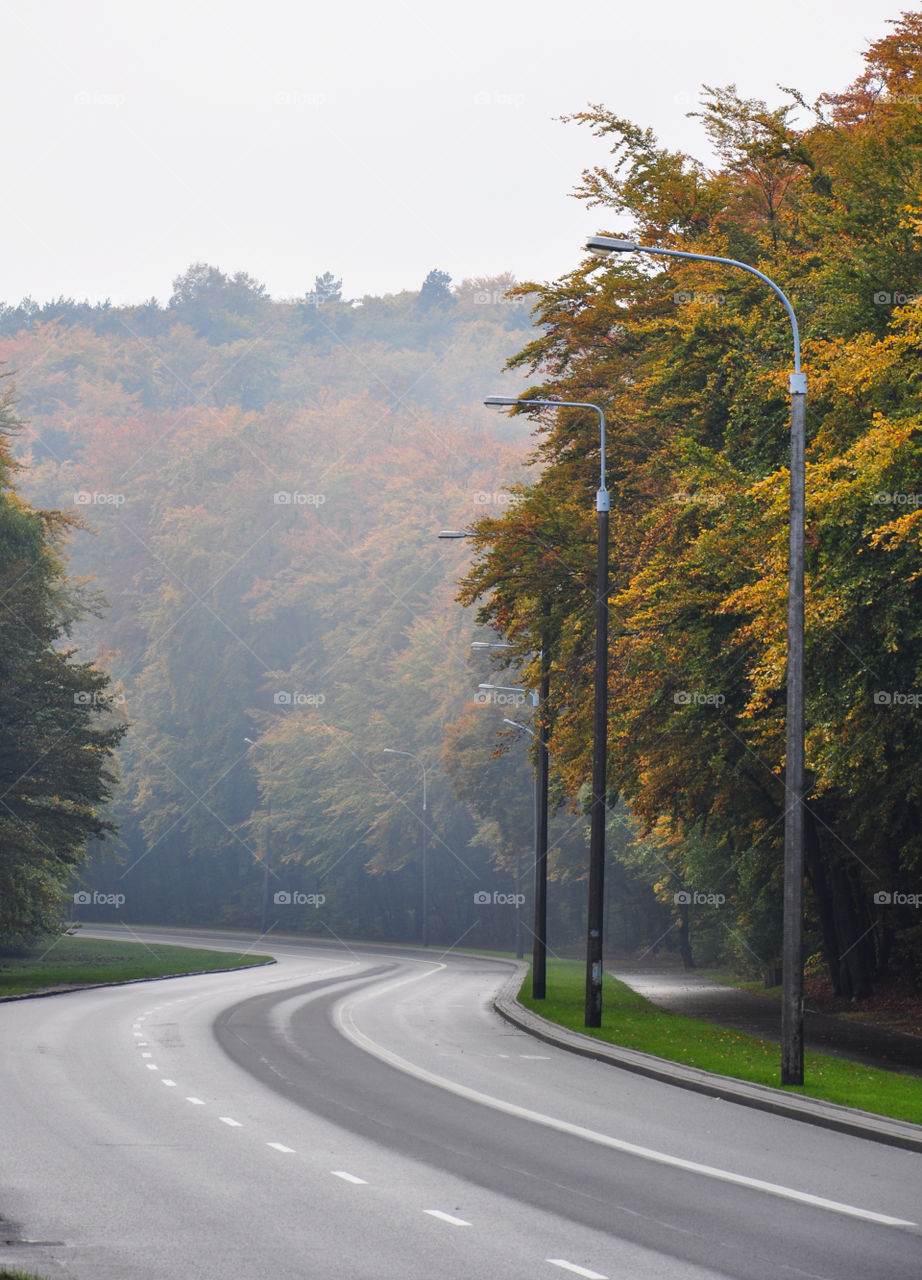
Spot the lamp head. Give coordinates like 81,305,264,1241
585,235,639,257
483,396,522,407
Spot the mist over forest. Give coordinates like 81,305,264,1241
1,264,633,956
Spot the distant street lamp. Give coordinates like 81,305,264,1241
485,394,610,1028
586,234,807,1085
244,737,272,935
502,717,537,960
382,748,429,946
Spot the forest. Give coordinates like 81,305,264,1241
2,12,921,997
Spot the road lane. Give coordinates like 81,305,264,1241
1,929,919,1279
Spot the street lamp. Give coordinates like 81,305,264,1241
502,717,537,961
485,394,610,1028
244,737,272,935
475,637,551,998
586,233,807,1085
382,748,429,947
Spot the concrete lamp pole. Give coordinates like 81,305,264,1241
585,234,808,1085
382,748,429,947
484,394,610,1028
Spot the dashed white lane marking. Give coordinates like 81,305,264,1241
267,1142,295,1153
162,1079,177,1087
145,1064,159,1070
331,1171,368,1184
219,1117,242,1127
137,1041,148,1047
423,1210,471,1227
141,1052,152,1058
133,1031,143,1038
336,984,916,1230
520,1054,551,1060
547,1261,607,1279
186,1097,206,1105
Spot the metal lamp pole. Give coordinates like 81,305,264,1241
474,638,550,997
485,395,609,1028
244,737,272,935
382,748,429,947
586,235,807,1084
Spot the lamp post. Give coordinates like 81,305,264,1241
502,717,538,961
585,234,807,1085
382,748,429,947
244,737,272,935
478,637,551,999
485,394,609,1028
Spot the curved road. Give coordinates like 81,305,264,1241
0,927,919,1279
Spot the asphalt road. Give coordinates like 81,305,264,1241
1,926,919,1279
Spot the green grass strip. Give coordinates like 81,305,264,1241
0,936,272,997
517,959,922,1126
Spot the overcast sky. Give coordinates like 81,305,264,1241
0,0,903,306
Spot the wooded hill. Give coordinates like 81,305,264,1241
4,266,606,954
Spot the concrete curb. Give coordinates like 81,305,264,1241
493,967,922,1154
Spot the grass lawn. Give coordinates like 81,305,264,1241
0,935,272,998
517,959,922,1126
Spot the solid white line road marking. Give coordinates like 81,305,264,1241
219,1117,242,1127
332,1171,368,1184
267,1143,295,1153
423,1210,471,1226
186,1097,205,1105
335,978,916,1230
547,1261,607,1279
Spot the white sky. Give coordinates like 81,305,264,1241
0,0,904,305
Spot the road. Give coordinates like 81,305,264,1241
1,927,919,1279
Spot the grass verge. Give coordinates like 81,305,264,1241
517,959,922,1126
0,936,272,998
